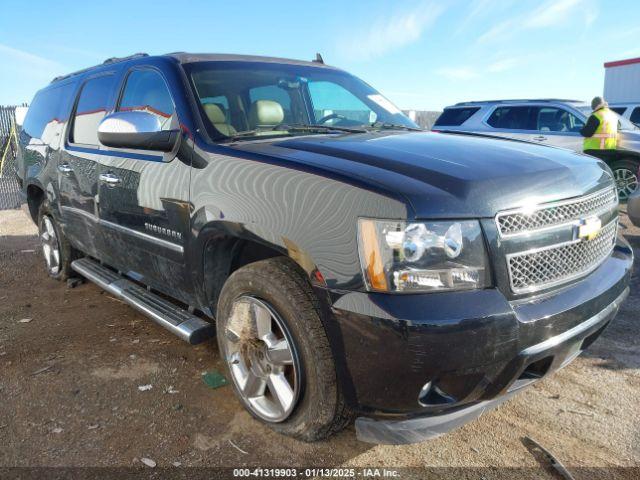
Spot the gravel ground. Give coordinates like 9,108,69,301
0,206,638,479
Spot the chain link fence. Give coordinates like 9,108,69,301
0,105,23,210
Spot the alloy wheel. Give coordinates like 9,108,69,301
40,216,61,275
613,168,639,200
224,296,301,422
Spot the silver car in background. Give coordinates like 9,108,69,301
434,99,640,199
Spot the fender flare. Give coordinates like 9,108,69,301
189,217,324,312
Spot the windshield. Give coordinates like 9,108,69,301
576,105,639,131
184,61,419,141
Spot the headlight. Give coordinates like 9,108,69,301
357,219,490,292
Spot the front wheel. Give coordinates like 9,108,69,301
611,159,639,201
216,257,352,441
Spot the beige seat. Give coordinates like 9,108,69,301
248,100,284,130
203,103,236,136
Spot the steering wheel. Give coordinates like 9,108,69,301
317,113,347,124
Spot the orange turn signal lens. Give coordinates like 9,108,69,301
358,219,389,291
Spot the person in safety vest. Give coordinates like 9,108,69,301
581,96,619,156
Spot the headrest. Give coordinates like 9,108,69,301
203,103,226,124
249,100,284,127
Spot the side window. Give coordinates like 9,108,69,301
610,107,627,116
72,75,116,145
249,85,292,122
434,107,480,127
119,69,175,130
22,84,75,146
630,107,640,125
308,81,376,124
486,106,534,130
535,107,584,133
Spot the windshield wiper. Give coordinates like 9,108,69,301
223,124,366,142
283,123,367,134
368,121,423,132
370,121,423,131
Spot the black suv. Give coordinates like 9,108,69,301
16,53,633,444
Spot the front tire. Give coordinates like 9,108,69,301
611,159,639,201
37,203,77,281
216,257,352,441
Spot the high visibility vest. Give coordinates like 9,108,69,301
583,107,618,151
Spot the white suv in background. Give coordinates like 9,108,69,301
610,103,640,127
434,99,640,199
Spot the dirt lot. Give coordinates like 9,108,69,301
0,207,639,478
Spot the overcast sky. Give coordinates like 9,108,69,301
1,0,638,110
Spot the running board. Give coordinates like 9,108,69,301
71,258,214,345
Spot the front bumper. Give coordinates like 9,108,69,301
324,238,633,444
354,287,628,444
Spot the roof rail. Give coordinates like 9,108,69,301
102,52,148,65
454,98,583,106
51,52,149,84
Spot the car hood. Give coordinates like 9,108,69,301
233,131,614,218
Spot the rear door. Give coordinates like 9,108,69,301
97,66,192,299
59,73,118,257
483,105,537,142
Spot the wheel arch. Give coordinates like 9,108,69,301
614,151,640,162
195,220,325,314
26,181,46,223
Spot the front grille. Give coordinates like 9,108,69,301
507,220,617,293
496,187,617,237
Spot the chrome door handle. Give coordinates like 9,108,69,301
99,172,121,186
533,135,547,141
58,163,73,174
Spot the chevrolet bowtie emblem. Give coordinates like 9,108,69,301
577,217,602,241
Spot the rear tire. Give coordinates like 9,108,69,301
611,159,639,201
37,203,78,281
216,257,352,441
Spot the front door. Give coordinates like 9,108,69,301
526,106,584,152
97,67,193,301
59,73,118,257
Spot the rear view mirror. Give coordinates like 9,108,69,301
98,111,179,152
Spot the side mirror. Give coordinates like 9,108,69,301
97,111,179,152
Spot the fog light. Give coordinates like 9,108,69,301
418,381,457,407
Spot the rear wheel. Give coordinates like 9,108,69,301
611,159,639,201
37,203,78,280
216,257,352,441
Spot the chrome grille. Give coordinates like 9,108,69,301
497,187,617,237
507,220,617,293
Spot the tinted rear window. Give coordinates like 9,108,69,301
486,106,535,130
631,107,640,125
23,84,75,141
72,75,116,145
434,107,480,127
